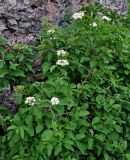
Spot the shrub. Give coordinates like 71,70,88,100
0,42,35,89
0,3,130,160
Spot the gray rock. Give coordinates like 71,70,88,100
24,0,30,5
0,20,7,31
8,19,17,26
19,22,31,28
7,0,17,6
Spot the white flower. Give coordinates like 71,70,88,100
25,97,36,106
47,29,55,34
72,11,85,20
51,97,60,106
102,16,111,21
90,22,97,27
56,60,69,66
57,50,67,56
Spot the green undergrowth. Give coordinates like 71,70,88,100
0,3,130,160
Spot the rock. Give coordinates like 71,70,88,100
8,19,17,26
0,20,7,31
24,0,30,5
19,22,31,28
7,0,17,6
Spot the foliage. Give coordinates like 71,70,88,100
0,3,130,160
0,42,34,89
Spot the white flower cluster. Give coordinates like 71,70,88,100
56,49,69,66
25,97,36,106
72,11,85,20
102,16,111,21
90,22,97,27
51,97,60,106
47,29,55,34
57,50,67,56
56,60,69,66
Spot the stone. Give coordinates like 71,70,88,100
19,22,31,28
8,19,17,26
0,20,7,31
24,0,30,5
7,0,17,6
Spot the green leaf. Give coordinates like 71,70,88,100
66,122,76,130
33,108,43,120
54,143,62,156
9,62,19,70
114,125,122,133
42,62,51,74
18,54,25,62
26,127,34,137
36,124,43,134
75,133,86,140
0,61,5,68
4,53,15,60
76,141,87,154
25,62,33,71
0,68,8,77
78,110,90,117
16,93,23,105
25,115,33,125
20,126,24,139
0,38,6,45
64,143,73,151
88,138,94,149
103,152,110,160
50,65,56,72
42,130,53,141
47,144,53,156
92,117,100,125
7,125,16,130
64,138,74,145
125,154,130,160
12,69,26,77
39,100,52,108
